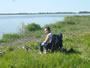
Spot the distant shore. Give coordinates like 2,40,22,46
0,13,90,15
1,11,90,15
0,12,77,15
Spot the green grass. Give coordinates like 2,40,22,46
0,33,90,68
0,16,90,68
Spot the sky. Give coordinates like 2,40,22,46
0,0,90,13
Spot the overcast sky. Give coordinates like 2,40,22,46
0,0,90,13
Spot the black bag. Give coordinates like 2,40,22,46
51,33,63,52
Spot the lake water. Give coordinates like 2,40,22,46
0,14,90,39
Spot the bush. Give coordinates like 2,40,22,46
66,21,76,25
25,23,42,32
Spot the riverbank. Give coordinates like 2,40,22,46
0,16,90,68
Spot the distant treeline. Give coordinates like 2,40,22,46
0,12,76,15
0,11,90,15
38,12,76,14
79,11,90,13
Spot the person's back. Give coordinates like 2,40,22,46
46,32,53,44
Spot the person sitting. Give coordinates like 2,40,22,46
39,27,53,54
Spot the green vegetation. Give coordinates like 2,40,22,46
0,16,90,68
1,34,22,41
25,23,42,32
79,11,90,13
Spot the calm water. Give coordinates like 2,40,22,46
0,14,90,39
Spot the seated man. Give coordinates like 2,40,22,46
39,27,53,54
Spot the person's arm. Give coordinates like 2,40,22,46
43,34,50,43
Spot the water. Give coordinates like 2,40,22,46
0,14,90,39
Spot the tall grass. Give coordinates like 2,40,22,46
0,33,90,68
0,33,23,43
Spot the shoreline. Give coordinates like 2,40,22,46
0,11,90,15
0,13,77,15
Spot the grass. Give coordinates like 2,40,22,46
0,16,90,68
